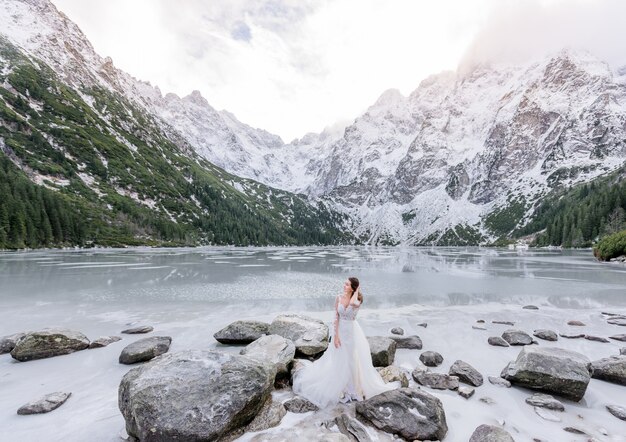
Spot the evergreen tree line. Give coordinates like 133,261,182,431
517,168,626,247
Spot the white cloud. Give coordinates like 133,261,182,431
51,0,621,141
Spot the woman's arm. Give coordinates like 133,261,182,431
333,295,341,348
350,288,361,306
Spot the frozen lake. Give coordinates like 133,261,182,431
1,247,625,441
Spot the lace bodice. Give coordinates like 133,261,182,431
337,296,360,321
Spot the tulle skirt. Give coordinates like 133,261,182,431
292,318,397,409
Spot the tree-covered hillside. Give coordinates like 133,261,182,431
0,38,353,249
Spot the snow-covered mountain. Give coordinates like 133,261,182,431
2,0,625,245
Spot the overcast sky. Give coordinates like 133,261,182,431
51,0,625,141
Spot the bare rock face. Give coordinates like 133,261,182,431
214,320,270,344
11,329,89,362
118,350,275,441
469,424,515,442
240,334,295,375
501,346,592,401
355,388,448,441
367,336,396,367
17,392,71,415
269,315,328,356
119,336,172,365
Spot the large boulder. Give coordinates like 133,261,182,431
469,424,515,442
0,332,26,354
355,388,447,441
449,360,483,386
367,336,396,367
269,315,328,356
591,356,626,385
500,346,592,401
119,336,172,365
11,329,89,362
214,320,270,344
17,392,71,415
119,350,275,441
240,335,295,375
501,329,532,346
389,335,422,349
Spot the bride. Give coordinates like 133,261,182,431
292,277,397,408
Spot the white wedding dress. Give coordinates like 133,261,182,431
292,295,397,408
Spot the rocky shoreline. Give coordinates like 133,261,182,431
1,306,626,441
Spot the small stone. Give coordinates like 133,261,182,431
477,319,485,323
479,397,495,405
413,371,459,390
563,427,586,435
533,329,558,341
534,406,561,422
469,424,514,442
567,320,585,326
17,392,71,415
449,360,483,386
213,320,270,344
608,318,626,326
121,326,153,334
118,336,171,364
492,321,515,326
283,396,318,413
559,333,585,339
88,336,122,349
488,376,511,388
390,327,404,335
420,351,443,367
334,413,372,442
458,386,475,399
525,393,565,411
609,334,626,342
584,335,609,343
501,329,532,345
377,365,409,387
416,322,428,328
621,348,626,356
606,405,626,421
523,305,539,310
472,325,487,330
488,336,509,347
591,356,626,385
0,332,26,354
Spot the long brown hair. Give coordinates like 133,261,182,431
349,276,363,303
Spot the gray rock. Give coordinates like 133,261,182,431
121,326,153,334
283,396,319,413
245,397,286,433
250,429,349,442
523,305,539,310
563,427,586,435
119,337,172,365
533,329,558,341
534,406,561,422
458,386,475,399
473,325,487,330
525,393,565,411
449,360,483,386
567,320,585,326
389,334,422,349
355,388,447,441
367,336,396,367
621,348,626,356
377,365,409,387
413,371,459,390
11,329,90,362
88,336,122,349
479,397,495,405
492,320,515,326
501,346,592,401
488,336,510,347
269,314,328,356
585,335,609,343
213,320,270,344
390,327,404,335
607,318,626,326
334,413,373,442
501,329,532,346
17,392,71,415
469,424,514,442
488,376,511,388
240,334,295,375
119,350,274,441
560,333,585,339
606,404,626,421
416,322,428,328
609,334,626,342
419,351,443,367
591,356,626,385
0,332,26,354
